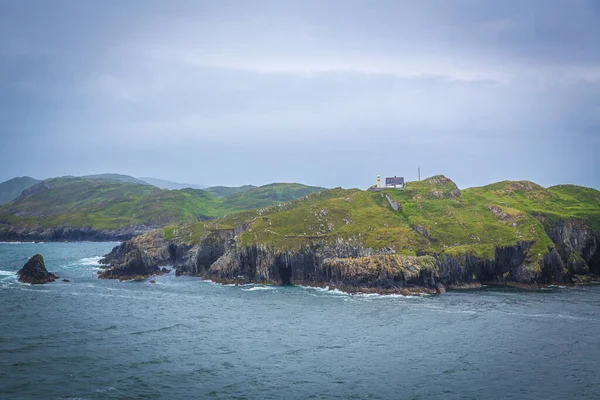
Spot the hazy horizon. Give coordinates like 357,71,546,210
1,1,599,189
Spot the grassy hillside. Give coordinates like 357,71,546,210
0,178,323,231
203,185,257,198
83,173,151,186
219,183,325,212
0,176,40,205
167,176,600,270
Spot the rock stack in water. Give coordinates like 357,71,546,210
17,254,58,284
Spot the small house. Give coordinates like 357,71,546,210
385,176,405,189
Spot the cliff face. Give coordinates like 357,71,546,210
98,232,171,280
544,220,600,275
98,215,600,293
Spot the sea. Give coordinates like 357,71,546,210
0,242,599,400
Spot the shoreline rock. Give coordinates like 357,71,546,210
0,224,156,243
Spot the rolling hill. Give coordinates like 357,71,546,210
83,174,151,186
0,177,323,241
0,176,40,205
203,185,256,198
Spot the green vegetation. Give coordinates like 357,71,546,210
204,185,256,198
175,176,599,271
0,176,40,205
0,177,323,231
83,173,151,186
219,183,326,212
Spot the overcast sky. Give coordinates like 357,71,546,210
1,0,599,189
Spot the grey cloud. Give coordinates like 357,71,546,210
0,0,598,189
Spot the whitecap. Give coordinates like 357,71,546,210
79,256,104,266
242,286,276,292
0,270,17,276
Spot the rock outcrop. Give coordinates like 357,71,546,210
99,240,170,280
17,254,58,284
544,220,600,275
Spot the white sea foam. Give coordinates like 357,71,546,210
0,241,40,244
0,270,16,276
242,286,277,292
79,256,103,266
298,285,345,295
298,285,423,298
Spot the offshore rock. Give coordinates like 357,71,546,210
17,254,58,284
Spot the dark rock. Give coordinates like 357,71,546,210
545,220,600,275
195,229,235,273
149,280,156,284
436,283,446,293
98,247,160,280
62,279,71,283
17,254,58,284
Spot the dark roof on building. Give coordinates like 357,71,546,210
385,176,405,185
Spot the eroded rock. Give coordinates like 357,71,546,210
17,254,58,284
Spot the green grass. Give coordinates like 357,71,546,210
203,185,256,198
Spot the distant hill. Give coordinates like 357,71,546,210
0,176,40,205
138,177,208,190
204,185,256,198
219,183,324,212
83,174,151,186
0,177,324,240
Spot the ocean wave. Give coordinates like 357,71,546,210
298,285,423,298
0,269,17,276
298,285,346,295
0,241,40,244
79,256,104,266
242,286,277,292
355,292,425,299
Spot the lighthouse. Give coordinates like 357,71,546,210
376,175,381,188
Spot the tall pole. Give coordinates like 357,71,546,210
418,167,420,181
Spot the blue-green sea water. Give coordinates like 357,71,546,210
1,242,599,400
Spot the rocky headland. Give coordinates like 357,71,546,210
98,177,600,294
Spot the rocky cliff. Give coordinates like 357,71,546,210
98,231,172,280
99,219,600,293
